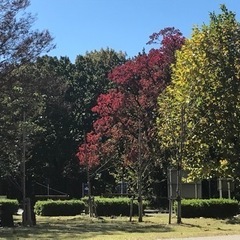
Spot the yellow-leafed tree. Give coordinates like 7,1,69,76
158,5,240,181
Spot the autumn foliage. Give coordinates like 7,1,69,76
76,131,101,169
76,27,185,171
157,6,240,180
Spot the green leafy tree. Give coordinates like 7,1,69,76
24,49,126,198
67,48,126,143
0,0,54,78
21,56,78,192
6,49,125,198
0,0,54,183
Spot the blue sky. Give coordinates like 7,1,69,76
28,0,239,62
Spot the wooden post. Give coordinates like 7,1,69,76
208,178,211,198
227,180,231,199
219,178,222,198
195,182,198,199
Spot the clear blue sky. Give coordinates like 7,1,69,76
28,0,239,62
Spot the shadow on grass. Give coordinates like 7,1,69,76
177,222,202,228
226,216,240,224
0,216,173,239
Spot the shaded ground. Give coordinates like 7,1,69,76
0,215,172,239
0,214,240,239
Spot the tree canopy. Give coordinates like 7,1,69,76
0,0,54,181
157,5,240,180
0,0,54,76
76,28,185,197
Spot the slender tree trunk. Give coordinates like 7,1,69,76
87,167,93,217
176,165,182,224
168,168,173,224
138,172,143,222
176,105,185,224
129,196,133,222
138,119,143,222
22,111,27,226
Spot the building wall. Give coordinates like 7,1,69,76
168,169,202,199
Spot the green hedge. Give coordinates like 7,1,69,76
176,199,239,218
0,199,19,227
34,199,85,216
84,197,147,216
0,199,18,214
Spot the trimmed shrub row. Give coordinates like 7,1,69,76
0,199,19,227
0,199,18,214
34,199,85,216
176,198,239,218
93,197,147,216
35,197,147,217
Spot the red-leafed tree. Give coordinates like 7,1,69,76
76,131,100,169
76,131,101,216
76,27,185,221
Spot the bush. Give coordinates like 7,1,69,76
176,198,239,218
0,199,18,214
83,197,147,217
34,199,85,216
0,199,19,227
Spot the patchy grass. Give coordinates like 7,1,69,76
0,214,240,239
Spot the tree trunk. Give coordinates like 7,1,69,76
138,119,143,222
129,196,133,222
87,168,93,217
138,170,143,222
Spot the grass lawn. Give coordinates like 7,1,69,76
0,213,240,239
